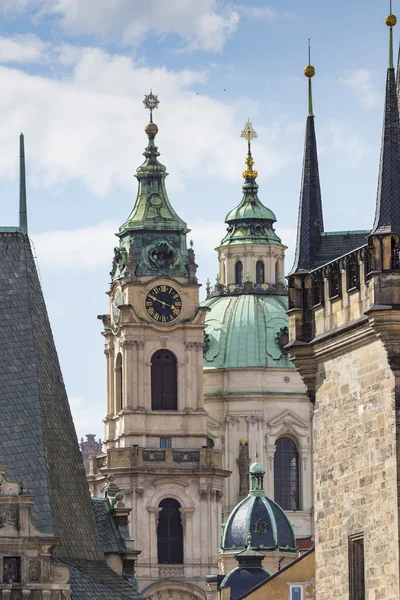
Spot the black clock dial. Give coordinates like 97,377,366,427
145,285,182,323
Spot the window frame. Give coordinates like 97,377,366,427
289,584,304,600
160,437,172,449
349,532,365,600
151,350,178,411
273,436,301,511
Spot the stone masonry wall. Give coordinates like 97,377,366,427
313,336,400,600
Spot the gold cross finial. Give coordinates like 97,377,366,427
241,119,258,143
240,119,258,180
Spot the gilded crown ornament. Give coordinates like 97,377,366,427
241,119,258,180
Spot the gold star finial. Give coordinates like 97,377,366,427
240,119,258,180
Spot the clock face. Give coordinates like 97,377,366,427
145,285,182,323
112,288,122,324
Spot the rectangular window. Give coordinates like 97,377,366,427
290,585,303,600
3,557,21,583
160,438,171,449
349,533,365,600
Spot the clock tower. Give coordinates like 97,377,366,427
91,92,229,599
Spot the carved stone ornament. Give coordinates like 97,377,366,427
275,326,289,355
0,509,17,528
254,519,267,535
29,560,40,582
237,440,250,499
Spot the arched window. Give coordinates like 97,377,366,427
157,498,183,564
235,261,243,285
274,437,300,511
115,353,123,412
275,261,280,283
256,260,265,284
151,350,178,411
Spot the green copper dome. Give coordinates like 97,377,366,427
225,181,277,223
202,294,292,369
250,460,265,475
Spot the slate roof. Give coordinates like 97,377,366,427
92,498,123,554
220,565,271,600
371,64,400,235
310,231,368,270
221,494,297,553
67,560,143,599
289,114,324,275
0,231,144,599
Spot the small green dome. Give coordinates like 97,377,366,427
225,195,276,223
202,294,293,369
250,461,265,475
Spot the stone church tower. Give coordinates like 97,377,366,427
288,14,400,599
202,122,312,542
89,93,229,599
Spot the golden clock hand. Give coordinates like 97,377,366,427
149,294,172,309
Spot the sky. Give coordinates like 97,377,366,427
0,0,396,441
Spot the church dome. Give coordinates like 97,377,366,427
249,460,264,474
220,461,297,555
202,294,292,369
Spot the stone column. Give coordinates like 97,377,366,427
105,346,114,416
42,591,51,599
122,340,134,409
196,343,204,410
184,343,194,411
179,508,194,577
2,592,11,599
137,342,145,410
147,507,162,573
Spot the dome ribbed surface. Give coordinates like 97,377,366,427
202,294,292,369
221,495,297,553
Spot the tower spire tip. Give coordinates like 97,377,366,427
240,119,258,180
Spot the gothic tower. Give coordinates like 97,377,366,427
89,93,229,599
288,16,400,599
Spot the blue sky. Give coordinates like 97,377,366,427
0,0,395,440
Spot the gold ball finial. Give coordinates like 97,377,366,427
145,122,158,136
386,13,397,26
304,64,316,78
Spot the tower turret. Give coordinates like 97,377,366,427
216,120,286,287
111,91,194,283
289,40,323,276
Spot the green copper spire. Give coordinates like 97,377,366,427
110,92,195,282
220,120,282,247
119,91,187,235
19,133,27,235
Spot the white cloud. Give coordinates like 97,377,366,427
343,68,383,110
4,0,240,53
0,34,48,63
32,220,118,272
0,43,293,196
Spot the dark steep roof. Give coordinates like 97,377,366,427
310,231,368,269
67,560,143,599
289,114,324,275
92,498,123,554
371,65,400,235
0,231,144,599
